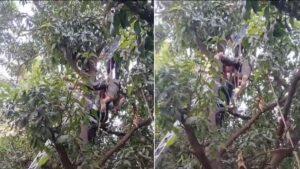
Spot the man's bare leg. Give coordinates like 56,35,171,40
113,96,126,112
100,95,114,113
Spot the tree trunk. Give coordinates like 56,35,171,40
268,148,293,168
183,123,213,169
54,143,74,169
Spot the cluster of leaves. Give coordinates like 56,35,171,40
0,135,34,169
155,1,300,168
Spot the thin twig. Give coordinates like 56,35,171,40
141,89,152,116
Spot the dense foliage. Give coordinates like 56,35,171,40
155,1,300,169
0,1,153,169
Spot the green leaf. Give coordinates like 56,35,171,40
39,22,54,29
56,135,69,144
51,43,56,51
169,5,183,12
166,134,177,147
38,155,49,167
133,20,141,35
123,160,131,167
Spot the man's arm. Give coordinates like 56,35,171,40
234,61,251,98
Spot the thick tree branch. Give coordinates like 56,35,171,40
182,123,213,169
268,148,294,168
106,130,126,137
283,68,300,117
219,97,287,156
227,108,251,120
228,111,251,120
48,126,74,169
270,134,300,168
54,143,75,169
269,68,300,167
220,68,300,156
99,117,152,166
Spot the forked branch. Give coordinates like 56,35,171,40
99,117,152,166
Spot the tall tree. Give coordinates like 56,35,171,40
0,1,153,168
155,1,300,168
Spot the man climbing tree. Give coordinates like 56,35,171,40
214,35,251,126
88,72,125,128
